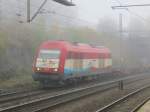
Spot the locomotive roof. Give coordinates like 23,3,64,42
40,40,110,53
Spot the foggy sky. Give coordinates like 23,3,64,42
75,0,150,24
1,0,150,27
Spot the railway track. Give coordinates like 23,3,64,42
0,74,149,112
0,89,46,104
0,71,143,103
95,85,150,112
0,73,123,98
0,74,127,107
131,97,150,112
0,80,115,106
0,87,44,101
0,81,117,112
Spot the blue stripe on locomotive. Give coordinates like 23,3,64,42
64,68,90,76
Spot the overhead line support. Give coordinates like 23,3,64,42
27,0,75,23
27,0,47,23
27,0,30,22
30,0,47,22
112,4,150,9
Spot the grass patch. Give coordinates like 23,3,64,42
0,74,39,90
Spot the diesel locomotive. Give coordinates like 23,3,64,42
32,40,112,86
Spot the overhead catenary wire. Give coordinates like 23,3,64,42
0,14,82,31
40,9,97,26
27,0,75,22
112,3,150,8
1,0,97,27
28,0,48,22
0,8,93,31
2,0,150,28
127,9,150,23
112,0,150,24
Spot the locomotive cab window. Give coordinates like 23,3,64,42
36,49,61,68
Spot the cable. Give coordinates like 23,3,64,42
127,9,148,22
1,0,97,27
33,6,97,26
112,4,150,8
30,0,48,22
0,14,77,31
0,8,81,28
15,0,95,25
40,9,96,26
112,0,150,24
113,0,122,5
2,0,150,28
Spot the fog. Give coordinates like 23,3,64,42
0,0,150,87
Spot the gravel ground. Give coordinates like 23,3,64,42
138,100,150,112
0,74,128,110
47,75,150,112
108,87,150,112
0,75,124,94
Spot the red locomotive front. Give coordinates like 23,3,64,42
32,41,67,85
32,40,112,86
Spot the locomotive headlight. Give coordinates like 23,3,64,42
37,68,40,71
54,68,58,72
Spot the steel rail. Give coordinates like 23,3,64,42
0,74,150,112
0,87,41,98
0,82,117,112
130,97,150,112
0,90,45,104
29,77,150,112
0,75,144,111
0,91,19,98
0,73,147,101
95,85,150,112
0,76,125,105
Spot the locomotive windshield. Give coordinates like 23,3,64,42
36,49,61,68
38,49,60,59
